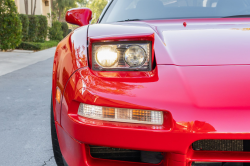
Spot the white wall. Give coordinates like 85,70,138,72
17,0,42,15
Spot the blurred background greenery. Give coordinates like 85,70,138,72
51,0,108,25
0,0,108,51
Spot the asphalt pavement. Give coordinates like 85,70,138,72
0,48,56,76
0,49,57,166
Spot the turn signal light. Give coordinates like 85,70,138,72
56,88,61,103
78,103,163,125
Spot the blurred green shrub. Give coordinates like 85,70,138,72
68,29,72,34
0,0,22,51
36,15,48,42
49,21,63,41
61,22,69,38
19,14,29,41
28,15,39,42
17,42,40,50
16,40,59,50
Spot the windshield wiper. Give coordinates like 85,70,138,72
223,15,250,18
117,19,142,22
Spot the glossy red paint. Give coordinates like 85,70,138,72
87,23,174,65
65,8,92,26
88,18,250,65
52,25,89,123
183,22,187,27
52,18,250,166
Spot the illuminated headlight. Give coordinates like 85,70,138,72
78,103,163,125
92,42,151,71
95,46,118,67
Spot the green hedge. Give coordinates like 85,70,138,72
16,40,59,51
36,15,48,42
61,22,69,38
28,15,39,42
19,14,29,41
49,21,63,41
68,29,72,34
0,0,22,51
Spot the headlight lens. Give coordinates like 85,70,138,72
124,45,146,67
92,42,151,71
78,103,163,125
95,45,118,67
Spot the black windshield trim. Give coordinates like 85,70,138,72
117,19,142,22
223,15,250,18
107,17,232,24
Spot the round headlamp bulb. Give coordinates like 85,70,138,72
95,45,118,67
124,45,146,67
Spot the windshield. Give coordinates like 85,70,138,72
100,0,250,23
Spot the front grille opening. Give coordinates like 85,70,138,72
193,140,244,151
89,145,163,164
192,162,250,166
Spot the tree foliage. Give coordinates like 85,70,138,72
52,0,87,21
87,0,108,24
0,0,22,50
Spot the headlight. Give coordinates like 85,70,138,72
92,42,152,71
95,45,118,67
78,103,163,125
124,45,146,67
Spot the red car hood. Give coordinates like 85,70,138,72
88,18,250,66
87,19,250,109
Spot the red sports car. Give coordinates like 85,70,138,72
51,0,250,166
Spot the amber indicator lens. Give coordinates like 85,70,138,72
132,110,151,121
56,88,61,103
102,107,115,118
78,103,163,125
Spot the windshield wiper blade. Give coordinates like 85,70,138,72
117,19,141,22
223,15,250,18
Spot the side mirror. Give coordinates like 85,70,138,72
65,8,92,26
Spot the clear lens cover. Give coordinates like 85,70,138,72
92,42,151,71
124,45,146,67
95,45,118,67
78,103,163,125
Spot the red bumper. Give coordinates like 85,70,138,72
56,65,250,166
56,116,250,166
